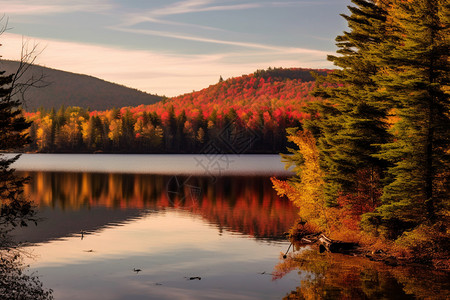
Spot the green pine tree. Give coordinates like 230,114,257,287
0,62,34,229
364,0,450,238
307,0,391,206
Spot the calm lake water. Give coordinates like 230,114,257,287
9,154,450,299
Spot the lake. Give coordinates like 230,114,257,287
8,154,450,299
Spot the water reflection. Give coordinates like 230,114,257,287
15,171,450,299
18,172,297,242
14,172,302,299
273,249,450,299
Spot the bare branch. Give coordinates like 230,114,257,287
0,15,13,40
0,17,49,109
9,39,49,109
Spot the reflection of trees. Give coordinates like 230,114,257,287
273,249,449,299
22,172,298,239
1,156,37,229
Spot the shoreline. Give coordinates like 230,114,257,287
288,233,450,272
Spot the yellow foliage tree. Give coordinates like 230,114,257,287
272,129,329,233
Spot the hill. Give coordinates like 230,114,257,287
164,67,329,118
23,67,329,153
0,60,163,110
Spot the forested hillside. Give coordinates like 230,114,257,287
23,68,328,153
1,60,163,110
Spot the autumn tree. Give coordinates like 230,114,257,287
272,129,329,232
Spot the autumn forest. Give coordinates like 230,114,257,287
22,68,326,154
0,1,449,298
11,0,450,266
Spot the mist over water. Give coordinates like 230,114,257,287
10,154,293,176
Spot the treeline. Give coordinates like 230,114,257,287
23,69,322,153
24,105,296,153
273,0,449,264
253,67,329,82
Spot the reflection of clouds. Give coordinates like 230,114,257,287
29,208,294,299
24,209,295,299
23,210,243,267
23,211,184,267
125,280,258,300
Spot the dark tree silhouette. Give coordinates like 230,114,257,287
0,21,53,299
0,45,35,231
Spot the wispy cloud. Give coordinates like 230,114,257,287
118,0,256,31
147,0,325,17
0,33,332,97
269,1,327,8
122,0,325,28
148,0,213,16
113,0,332,56
0,1,340,96
111,26,331,56
149,0,259,16
119,15,225,32
110,0,331,59
0,0,115,15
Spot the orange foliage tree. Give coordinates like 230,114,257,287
272,128,376,242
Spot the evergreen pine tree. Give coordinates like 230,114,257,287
0,60,34,229
307,0,391,206
365,0,450,237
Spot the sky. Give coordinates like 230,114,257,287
0,0,351,97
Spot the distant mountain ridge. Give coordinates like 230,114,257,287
1,60,163,110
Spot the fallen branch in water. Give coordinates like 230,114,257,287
284,221,358,255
